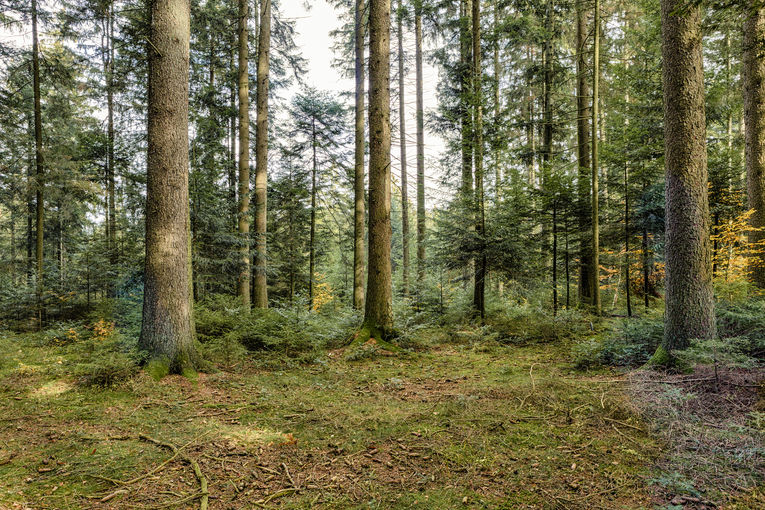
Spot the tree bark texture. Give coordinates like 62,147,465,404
253,0,270,308
353,0,367,310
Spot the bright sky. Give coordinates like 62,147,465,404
283,0,448,208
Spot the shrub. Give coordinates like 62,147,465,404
573,315,664,369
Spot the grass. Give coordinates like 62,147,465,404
0,321,759,509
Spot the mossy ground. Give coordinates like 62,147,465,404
0,325,758,509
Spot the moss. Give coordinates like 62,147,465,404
348,322,403,353
145,356,170,380
648,345,671,367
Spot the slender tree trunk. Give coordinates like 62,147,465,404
542,0,553,311
493,0,501,201
472,0,486,318
397,0,410,298
253,0,270,308
140,0,198,373
460,0,473,290
576,0,593,307
309,119,317,310
31,0,44,326
353,0,366,310
526,46,536,190
107,3,117,287
415,2,426,289
744,6,765,287
26,114,34,284
363,0,394,335
658,0,716,356
229,43,237,231
591,0,601,315
236,0,251,308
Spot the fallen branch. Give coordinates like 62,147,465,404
138,434,209,510
602,417,645,433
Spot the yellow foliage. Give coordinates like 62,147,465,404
312,273,334,312
711,209,765,282
91,318,115,341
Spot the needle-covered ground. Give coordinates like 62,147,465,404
0,324,762,509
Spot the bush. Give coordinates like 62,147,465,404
573,316,664,369
488,307,592,345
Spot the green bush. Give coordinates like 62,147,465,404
488,307,592,345
573,316,664,369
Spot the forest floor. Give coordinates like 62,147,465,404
0,328,763,509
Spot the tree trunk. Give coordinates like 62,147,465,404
32,0,44,326
460,0,473,289
253,0,270,308
107,2,117,290
229,43,237,231
397,0,409,298
415,3,426,290
472,0,485,317
140,0,198,374
353,0,366,310
744,6,765,287
237,0,251,308
576,0,593,307
591,0,601,315
363,0,394,335
542,0,553,311
309,119,317,310
658,0,716,357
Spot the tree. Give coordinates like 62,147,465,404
140,0,199,374
396,0,410,297
237,0,250,308
576,0,593,307
744,5,765,286
353,0,366,310
591,0,601,315
415,0,426,289
472,0,486,317
32,0,45,325
253,0,271,308
362,0,394,337
656,0,716,361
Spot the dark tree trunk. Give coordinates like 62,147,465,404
140,0,198,373
32,0,45,326
576,0,593,307
415,2,426,290
744,6,765,286
658,0,716,357
472,0,486,318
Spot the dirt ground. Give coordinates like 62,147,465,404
0,332,762,509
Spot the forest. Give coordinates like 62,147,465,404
0,0,764,508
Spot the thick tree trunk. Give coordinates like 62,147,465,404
140,0,198,374
237,0,251,308
253,0,271,308
415,3,426,288
472,0,485,317
744,7,765,287
32,0,44,326
364,0,394,335
397,0,409,298
591,0,601,315
353,0,366,310
657,0,716,358
576,0,593,307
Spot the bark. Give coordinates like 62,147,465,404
353,0,366,310
107,3,116,283
591,0,601,315
229,43,237,231
237,0,251,308
397,0,409,297
744,7,765,286
32,0,44,325
140,0,198,373
364,0,394,334
253,0,271,308
472,0,485,317
576,0,593,307
658,0,716,356
460,0,473,288
415,2,426,287
309,119,317,309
